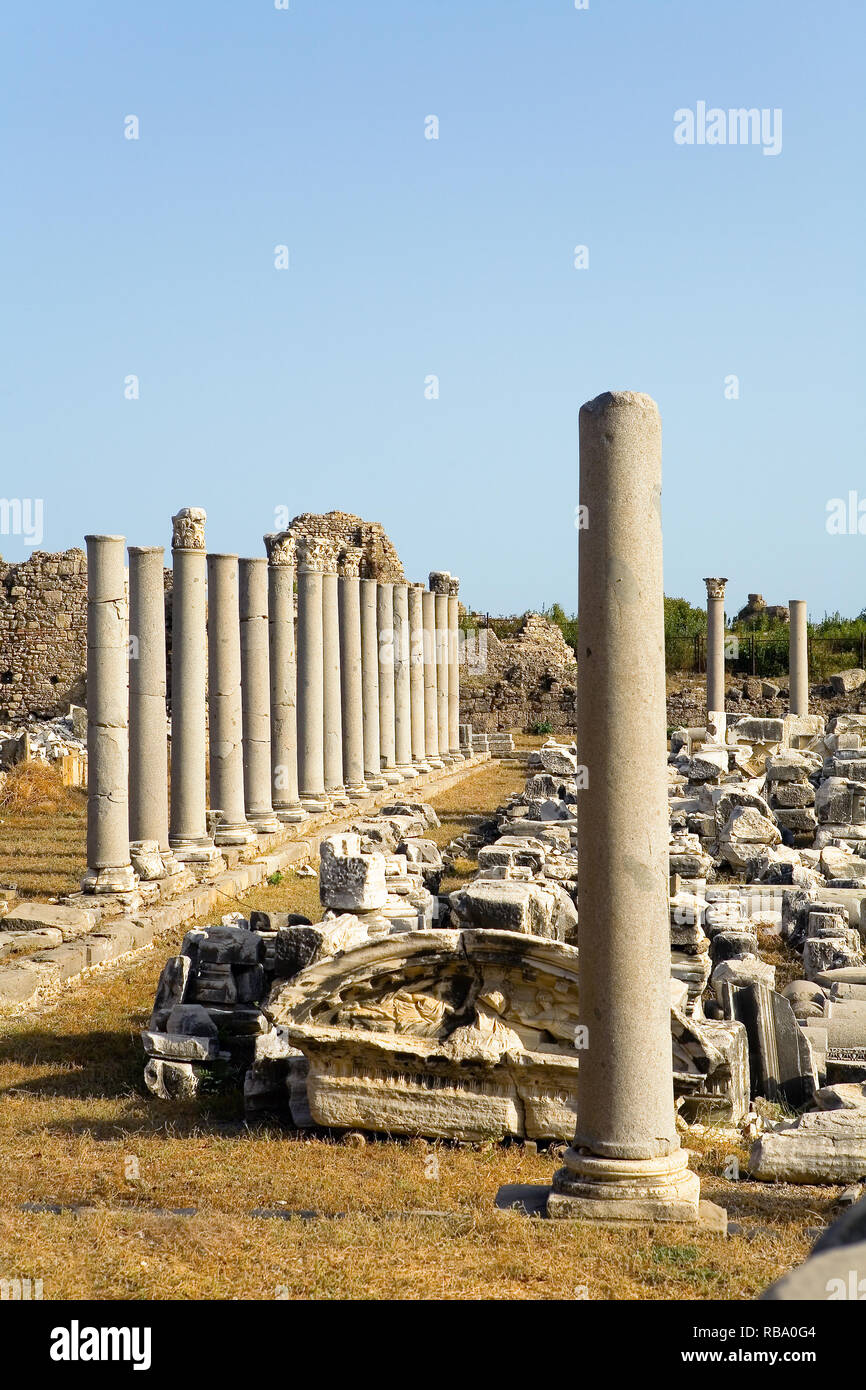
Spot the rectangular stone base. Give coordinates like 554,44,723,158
546,1191,727,1233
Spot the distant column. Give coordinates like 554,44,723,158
321,542,348,805
128,545,179,876
169,508,219,862
207,554,257,846
360,576,387,790
239,557,280,833
392,581,418,779
377,581,403,784
264,531,306,823
422,589,444,769
704,577,728,717
338,547,368,799
430,571,455,764
447,576,461,759
296,537,329,813
548,391,703,1226
408,582,429,772
82,534,136,893
789,600,809,716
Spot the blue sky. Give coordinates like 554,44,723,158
2,0,864,620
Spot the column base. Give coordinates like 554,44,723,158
213,821,259,846
426,757,445,771
326,788,351,808
364,774,388,791
159,847,186,877
395,764,419,780
275,804,308,824
81,864,138,894
170,837,222,864
345,784,369,801
380,769,404,785
547,1147,709,1226
247,812,282,834
300,794,329,814
412,760,431,774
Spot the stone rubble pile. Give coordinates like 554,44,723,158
0,709,87,770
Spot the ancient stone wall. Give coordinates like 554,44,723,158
460,612,577,734
289,512,404,581
0,550,88,721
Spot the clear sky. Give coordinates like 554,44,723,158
2,0,864,621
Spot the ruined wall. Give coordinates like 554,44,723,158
460,613,577,734
289,511,405,581
0,550,88,721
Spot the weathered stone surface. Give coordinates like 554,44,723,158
319,833,387,911
750,1110,866,1183
450,879,577,941
0,902,97,941
830,668,866,696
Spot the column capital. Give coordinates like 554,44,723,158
297,535,336,574
338,545,364,579
428,570,452,594
264,531,296,567
703,577,728,601
447,576,460,596
171,507,206,551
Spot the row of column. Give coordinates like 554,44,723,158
82,511,464,891
703,578,809,718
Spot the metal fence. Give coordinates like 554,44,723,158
666,633,866,680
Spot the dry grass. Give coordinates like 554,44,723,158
0,739,843,1299
0,763,86,899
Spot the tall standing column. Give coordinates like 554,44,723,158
422,589,444,769
548,392,703,1225
239,557,280,833
447,576,461,759
408,582,429,772
169,508,219,862
704,577,728,719
789,600,809,716
128,545,180,877
206,555,256,846
338,547,368,799
377,581,403,784
360,576,387,790
264,531,306,823
321,542,348,806
82,534,136,893
392,581,418,779
430,572,455,764
296,537,329,813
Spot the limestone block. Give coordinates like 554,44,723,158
319,833,388,911
750,1110,866,1183
450,879,576,940
0,902,97,941
830,668,866,695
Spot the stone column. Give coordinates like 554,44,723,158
239,557,280,833
447,576,461,759
408,582,429,772
338,547,368,799
548,391,704,1226
321,542,349,805
206,554,256,846
360,577,387,790
789,600,809,716
392,581,418,780
82,534,136,893
264,531,306,822
704,577,728,718
169,508,219,862
422,589,444,769
296,537,329,813
377,581,403,784
128,545,179,877
430,572,455,765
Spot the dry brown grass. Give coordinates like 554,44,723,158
0,740,842,1299
0,763,86,899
